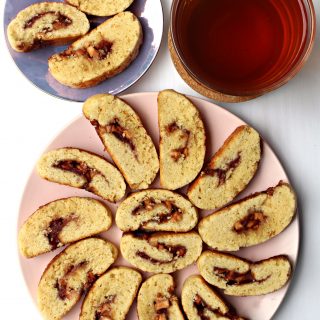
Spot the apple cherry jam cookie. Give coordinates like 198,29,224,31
120,231,202,273
36,147,126,202
188,125,261,210
80,267,142,320
18,197,112,258
37,238,118,320
198,182,296,251
116,189,198,232
83,94,159,190
182,275,246,320
66,0,134,17
158,89,206,190
7,2,89,52
48,12,143,88
137,274,184,320
198,251,292,296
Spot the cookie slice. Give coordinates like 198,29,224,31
137,274,184,320
116,189,198,232
198,182,296,251
188,125,261,210
198,251,292,296
49,12,142,88
120,231,202,273
83,94,159,190
80,267,142,320
7,2,89,52
66,0,134,17
182,275,246,320
37,148,126,202
158,89,206,190
37,238,118,320
18,197,112,258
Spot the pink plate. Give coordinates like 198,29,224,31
18,92,299,320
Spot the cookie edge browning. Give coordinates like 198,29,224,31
188,125,262,210
7,2,90,52
80,266,142,320
158,89,206,190
182,275,246,320
36,147,126,202
83,94,159,190
48,12,143,88
18,197,113,258
37,237,118,319
115,188,198,232
197,250,292,296
198,181,297,250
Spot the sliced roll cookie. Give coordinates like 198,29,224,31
198,251,292,296
158,89,206,190
182,275,246,320
188,125,261,210
38,238,118,320
116,189,198,232
83,94,159,190
137,274,184,320
198,182,296,251
80,267,142,320
7,2,89,52
49,12,143,88
37,148,126,202
18,197,112,258
120,231,202,273
66,0,134,17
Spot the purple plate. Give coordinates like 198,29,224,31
3,0,163,102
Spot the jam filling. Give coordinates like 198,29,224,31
132,199,183,227
166,122,190,162
154,293,171,320
213,267,260,285
45,215,77,249
55,261,97,300
203,154,241,186
193,294,241,320
95,295,116,320
136,241,187,264
62,40,112,60
233,211,267,233
91,118,135,153
53,159,99,190
24,11,72,29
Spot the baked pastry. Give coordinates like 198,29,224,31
7,2,89,52
188,125,261,210
36,147,126,202
198,182,296,251
83,94,159,190
120,231,202,273
37,238,118,320
49,12,143,88
182,275,245,320
137,274,184,320
198,251,292,296
80,267,142,320
158,89,206,190
18,197,112,258
116,189,198,232
66,0,134,17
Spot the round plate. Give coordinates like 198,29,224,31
18,92,299,320
3,0,163,102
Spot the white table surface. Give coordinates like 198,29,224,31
1,1,320,319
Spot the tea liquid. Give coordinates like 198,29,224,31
176,0,308,95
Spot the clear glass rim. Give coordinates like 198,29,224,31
170,0,316,98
